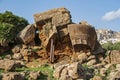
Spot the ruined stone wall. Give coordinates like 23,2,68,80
34,7,72,52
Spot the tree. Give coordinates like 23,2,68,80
0,11,29,46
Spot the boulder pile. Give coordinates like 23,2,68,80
1,7,120,80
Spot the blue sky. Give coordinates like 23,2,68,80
0,0,120,31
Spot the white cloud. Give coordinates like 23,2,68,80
102,8,120,21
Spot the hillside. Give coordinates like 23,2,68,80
96,29,120,44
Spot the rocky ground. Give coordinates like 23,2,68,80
0,44,120,80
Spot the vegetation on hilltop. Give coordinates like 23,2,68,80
102,42,120,50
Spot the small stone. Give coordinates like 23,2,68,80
29,71,41,80
116,64,120,70
2,72,25,80
59,68,68,80
100,68,107,76
12,45,21,53
67,62,85,79
13,53,22,60
5,55,12,59
104,64,112,69
87,59,96,66
78,53,88,63
92,76,102,80
87,55,96,61
86,52,92,57
53,65,66,79
93,64,104,69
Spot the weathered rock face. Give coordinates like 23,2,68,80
17,24,35,44
53,62,86,80
2,72,25,80
105,50,120,64
34,7,72,51
34,7,71,28
0,59,22,71
68,22,97,52
108,71,120,80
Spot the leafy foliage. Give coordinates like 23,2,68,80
0,23,15,44
102,42,120,50
0,11,29,46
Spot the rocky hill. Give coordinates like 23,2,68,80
96,29,120,44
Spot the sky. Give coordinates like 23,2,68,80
0,0,120,31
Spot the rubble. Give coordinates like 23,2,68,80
68,23,97,52
1,7,116,80
17,24,35,44
53,62,86,80
29,71,41,80
2,72,25,80
104,50,120,64
0,59,22,71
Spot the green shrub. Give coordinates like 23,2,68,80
102,42,120,50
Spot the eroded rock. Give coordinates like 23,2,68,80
29,71,41,80
108,71,120,80
2,72,25,80
0,59,22,71
68,22,97,52
53,62,86,80
34,7,72,51
105,50,120,64
17,24,35,44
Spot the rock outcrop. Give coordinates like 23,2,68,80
104,50,120,64
17,24,35,44
34,7,72,51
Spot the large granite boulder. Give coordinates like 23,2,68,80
17,24,35,44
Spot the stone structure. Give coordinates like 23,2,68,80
105,50,120,64
34,7,72,51
68,22,97,52
17,24,35,44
